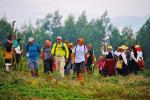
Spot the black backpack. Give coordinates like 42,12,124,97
54,42,66,56
74,45,86,55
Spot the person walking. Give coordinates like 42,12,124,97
72,38,88,80
86,44,95,75
26,37,40,77
4,34,13,72
41,40,54,74
51,36,69,78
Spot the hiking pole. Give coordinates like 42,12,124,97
12,21,18,71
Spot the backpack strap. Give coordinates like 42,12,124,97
54,43,57,56
62,42,66,57
75,44,87,56
84,45,86,53
75,45,77,54
54,42,66,56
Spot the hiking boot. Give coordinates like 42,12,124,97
77,73,83,80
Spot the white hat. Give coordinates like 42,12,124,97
29,37,34,42
57,36,62,40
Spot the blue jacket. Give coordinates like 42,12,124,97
26,43,40,60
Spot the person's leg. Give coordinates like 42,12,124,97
117,68,121,75
75,63,80,76
86,65,90,75
78,62,85,80
5,59,11,72
15,54,20,65
55,57,60,72
67,62,72,75
80,62,85,73
28,60,35,77
34,60,39,77
64,60,69,75
49,59,54,73
104,60,108,76
44,59,47,73
73,64,76,75
60,57,65,78
112,61,116,76
89,65,93,75
46,59,51,73
99,69,101,75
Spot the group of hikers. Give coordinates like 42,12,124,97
3,33,145,80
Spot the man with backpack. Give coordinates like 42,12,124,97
26,37,40,77
72,38,88,80
41,40,54,74
51,36,69,78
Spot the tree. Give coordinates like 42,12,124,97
109,26,122,49
63,15,76,41
0,17,13,46
121,26,134,46
137,18,150,67
76,11,88,39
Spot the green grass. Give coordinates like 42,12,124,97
0,49,150,100
0,70,150,100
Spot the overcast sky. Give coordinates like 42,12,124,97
0,0,150,28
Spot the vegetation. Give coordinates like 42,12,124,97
0,70,150,100
0,11,150,99
137,18,150,67
0,48,150,100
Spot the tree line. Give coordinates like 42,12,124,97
0,11,150,68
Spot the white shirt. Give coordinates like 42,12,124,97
102,50,114,56
130,51,137,62
121,52,128,65
114,51,121,57
15,45,22,54
137,51,143,60
72,45,87,63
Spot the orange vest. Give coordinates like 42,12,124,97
4,51,13,59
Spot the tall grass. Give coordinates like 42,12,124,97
0,48,150,100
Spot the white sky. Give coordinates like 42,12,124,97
0,0,150,28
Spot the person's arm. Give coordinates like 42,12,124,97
102,50,108,55
36,44,40,53
64,44,69,59
40,46,44,60
92,50,95,64
26,43,29,53
71,47,75,64
137,51,143,60
114,51,121,57
121,53,128,65
131,52,137,62
84,46,88,64
51,43,56,55
15,46,21,54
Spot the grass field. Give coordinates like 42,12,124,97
0,69,150,100
0,48,150,100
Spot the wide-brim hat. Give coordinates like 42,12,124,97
120,45,128,50
107,46,112,49
135,45,141,48
69,43,73,46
